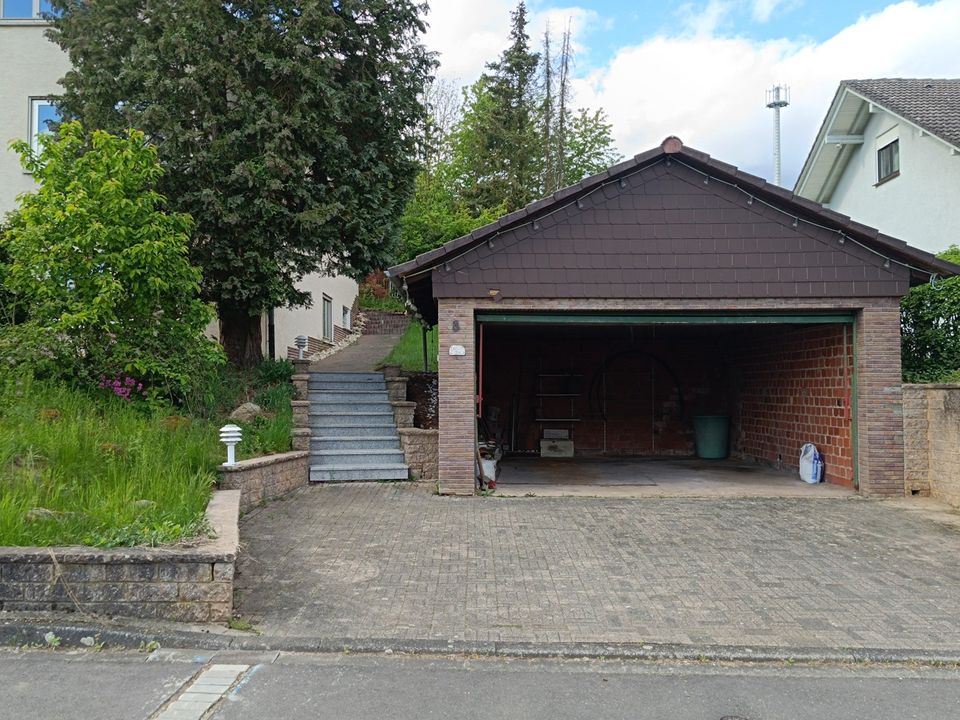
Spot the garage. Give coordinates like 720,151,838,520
387,137,954,496
476,315,855,495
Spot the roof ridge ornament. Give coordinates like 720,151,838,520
661,136,684,154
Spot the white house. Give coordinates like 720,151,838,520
0,5,357,360
795,78,960,255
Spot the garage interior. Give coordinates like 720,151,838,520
477,314,857,495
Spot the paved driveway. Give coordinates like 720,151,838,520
235,484,960,651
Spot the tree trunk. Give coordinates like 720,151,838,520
219,305,263,368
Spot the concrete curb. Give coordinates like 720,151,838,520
3,620,960,666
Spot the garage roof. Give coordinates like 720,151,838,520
389,137,957,324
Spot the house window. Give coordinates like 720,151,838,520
877,139,899,183
1,0,54,18
30,98,60,153
322,295,333,341
341,305,351,330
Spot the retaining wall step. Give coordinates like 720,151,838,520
310,464,410,482
310,436,401,451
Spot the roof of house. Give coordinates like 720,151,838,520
845,78,960,148
795,78,960,203
389,137,958,324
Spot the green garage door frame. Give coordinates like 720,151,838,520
475,310,859,490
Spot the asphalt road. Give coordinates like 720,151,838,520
3,648,960,720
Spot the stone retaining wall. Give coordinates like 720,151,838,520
361,310,410,335
218,451,309,513
903,384,960,508
0,491,240,623
398,428,438,482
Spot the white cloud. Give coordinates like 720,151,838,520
422,0,598,85
677,0,735,36
751,0,786,22
572,1,960,186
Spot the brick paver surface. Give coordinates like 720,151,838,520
235,484,960,650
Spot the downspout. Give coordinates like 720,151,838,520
421,324,429,372
267,308,276,360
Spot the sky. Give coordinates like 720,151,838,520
422,0,960,187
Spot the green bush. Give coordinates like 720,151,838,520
1,121,223,400
901,246,960,382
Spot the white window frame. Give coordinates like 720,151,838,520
341,305,351,331
0,0,50,20
322,295,333,341
29,97,58,154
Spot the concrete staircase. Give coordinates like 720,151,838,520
308,372,409,482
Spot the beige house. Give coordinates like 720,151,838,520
0,5,70,215
0,6,357,360
795,79,960,255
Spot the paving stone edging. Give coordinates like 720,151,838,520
1,620,958,667
0,491,240,623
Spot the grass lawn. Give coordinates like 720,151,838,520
381,323,438,372
0,367,293,548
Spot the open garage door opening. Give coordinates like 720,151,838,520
477,313,857,495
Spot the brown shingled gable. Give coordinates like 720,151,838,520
389,137,957,320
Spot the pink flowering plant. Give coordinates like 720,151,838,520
98,374,148,401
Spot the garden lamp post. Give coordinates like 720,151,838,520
219,424,242,466
294,335,307,360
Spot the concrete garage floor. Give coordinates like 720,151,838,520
495,456,854,498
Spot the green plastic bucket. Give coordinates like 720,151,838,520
693,415,730,459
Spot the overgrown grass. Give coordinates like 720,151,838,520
0,361,295,548
0,375,219,548
381,324,438,372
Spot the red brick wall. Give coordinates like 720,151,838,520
729,325,854,485
435,297,904,497
437,301,477,495
855,303,905,496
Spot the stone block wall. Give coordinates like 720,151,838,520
903,384,960,508
361,310,410,335
0,491,240,623
218,451,309,513
398,428,438,482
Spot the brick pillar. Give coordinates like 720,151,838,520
437,299,476,495
856,303,905,496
